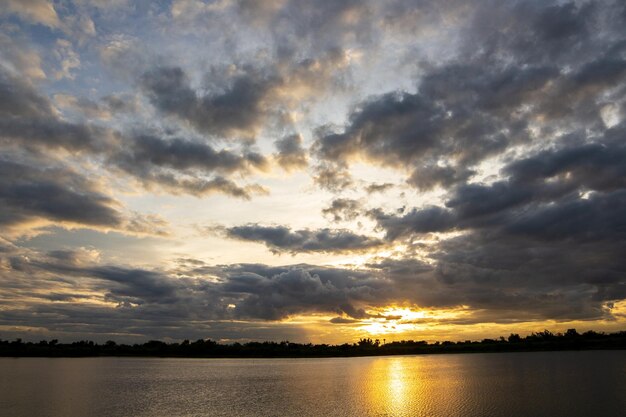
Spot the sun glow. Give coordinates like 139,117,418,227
358,305,472,338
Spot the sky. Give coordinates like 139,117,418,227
1,0,625,344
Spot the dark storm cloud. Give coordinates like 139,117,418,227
369,206,456,240
117,134,267,175
313,0,626,190
0,68,109,153
0,250,399,339
372,125,626,238
0,65,269,201
140,66,275,140
224,224,384,253
139,46,355,142
217,264,387,320
363,122,626,320
313,86,513,190
0,69,51,117
0,158,122,228
1,237,623,343
307,0,626,328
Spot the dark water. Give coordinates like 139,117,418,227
1,351,625,417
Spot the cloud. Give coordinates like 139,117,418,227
0,156,170,237
125,171,268,199
2,240,622,343
369,206,456,240
0,157,122,231
371,124,626,237
1,0,626,342
364,182,394,194
116,134,268,175
140,65,276,140
0,249,399,339
362,124,626,321
329,317,361,324
0,66,270,199
54,94,111,120
53,39,80,80
1,0,60,28
0,32,46,81
223,224,384,253
313,164,353,192
312,0,626,191
140,48,354,141
322,198,361,222
274,134,308,171
0,67,111,153
98,35,153,81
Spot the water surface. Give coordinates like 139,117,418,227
1,351,625,416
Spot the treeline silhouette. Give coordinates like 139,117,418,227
1,329,625,358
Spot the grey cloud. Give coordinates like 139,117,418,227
0,158,122,229
407,165,474,190
1,235,623,343
274,134,308,171
236,0,374,54
313,164,353,192
101,93,139,114
373,126,626,238
0,66,270,200
220,267,380,320
505,136,626,193
505,190,626,243
0,0,60,28
140,48,354,141
141,66,275,140
0,250,398,339
364,126,626,320
0,156,169,236
322,198,361,222
224,224,384,253
329,317,361,324
54,94,111,120
364,182,394,194
369,206,456,240
313,87,509,191
121,169,267,200
0,68,53,118
119,134,268,174
313,0,625,191
0,67,112,153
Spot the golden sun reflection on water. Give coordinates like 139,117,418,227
362,356,466,416
386,359,411,414
365,358,415,416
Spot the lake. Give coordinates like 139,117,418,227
1,351,625,416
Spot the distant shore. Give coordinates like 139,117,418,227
2,329,626,358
